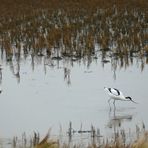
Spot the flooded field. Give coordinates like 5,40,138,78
0,0,147,147
0,51,148,146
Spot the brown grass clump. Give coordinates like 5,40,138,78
131,132,148,148
35,134,58,148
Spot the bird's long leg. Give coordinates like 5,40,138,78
108,98,112,110
113,100,116,110
108,98,111,104
113,103,116,117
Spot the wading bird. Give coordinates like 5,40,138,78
104,87,137,106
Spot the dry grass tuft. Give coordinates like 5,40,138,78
35,132,59,148
131,132,148,148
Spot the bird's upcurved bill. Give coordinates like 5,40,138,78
130,99,138,104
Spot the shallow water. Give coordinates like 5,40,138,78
0,54,148,144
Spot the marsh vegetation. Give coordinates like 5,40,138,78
10,123,148,148
0,0,147,62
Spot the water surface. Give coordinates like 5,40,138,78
0,54,148,143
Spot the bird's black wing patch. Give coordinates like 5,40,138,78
113,88,120,96
108,88,120,96
108,88,112,93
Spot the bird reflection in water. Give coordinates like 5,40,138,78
107,105,134,144
107,106,133,128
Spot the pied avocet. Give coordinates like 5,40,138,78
104,87,137,105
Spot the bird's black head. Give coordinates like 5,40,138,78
126,96,132,100
126,96,137,103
